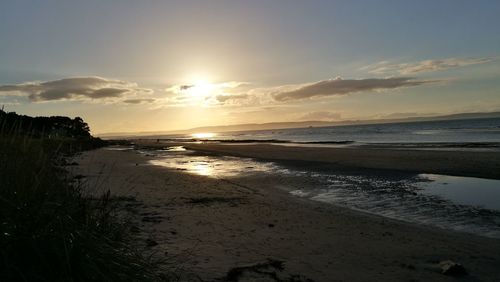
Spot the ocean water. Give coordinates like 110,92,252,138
170,117,500,146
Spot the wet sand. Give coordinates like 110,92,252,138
72,146,500,281
145,141,500,180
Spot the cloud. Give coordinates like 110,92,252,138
216,93,249,103
272,77,435,101
0,76,153,102
166,81,247,94
122,98,156,104
161,81,251,107
363,57,492,75
299,111,341,121
179,84,194,90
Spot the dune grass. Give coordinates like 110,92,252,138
0,132,165,281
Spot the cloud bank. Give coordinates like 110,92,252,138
0,76,152,102
272,77,434,101
0,75,441,107
364,57,491,75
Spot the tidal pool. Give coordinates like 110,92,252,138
419,174,500,211
147,147,289,178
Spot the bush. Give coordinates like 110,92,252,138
0,116,163,281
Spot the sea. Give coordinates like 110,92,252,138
166,117,500,149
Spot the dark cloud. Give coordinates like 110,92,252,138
216,93,248,103
92,88,130,98
0,76,151,102
180,84,194,90
273,77,435,101
122,98,156,104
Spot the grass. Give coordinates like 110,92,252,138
0,132,166,281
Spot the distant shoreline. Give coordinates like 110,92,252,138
97,112,500,138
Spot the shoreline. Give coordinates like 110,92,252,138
135,140,500,180
72,146,500,281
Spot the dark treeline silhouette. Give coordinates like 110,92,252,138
0,108,91,139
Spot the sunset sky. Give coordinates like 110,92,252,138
1,0,499,134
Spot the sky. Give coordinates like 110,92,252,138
0,0,499,134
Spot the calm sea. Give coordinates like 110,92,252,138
172,117,500,145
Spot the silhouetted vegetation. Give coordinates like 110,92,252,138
0,108,93,139
0,111,163,281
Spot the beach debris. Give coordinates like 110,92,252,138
225,259,283,281
223,259,314,282
439,260,467,276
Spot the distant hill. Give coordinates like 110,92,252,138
98,111,500,139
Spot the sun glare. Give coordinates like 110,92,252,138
187,80,215,98
191,132,216,139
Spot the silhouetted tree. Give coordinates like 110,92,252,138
0,109,91,139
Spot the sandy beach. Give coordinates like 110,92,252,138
72,144,500,281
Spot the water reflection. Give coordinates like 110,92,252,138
290,172,500,238
419,174,500,210
190,161,212,176
148,152,286,178
191,132,216,139
160,146,186,152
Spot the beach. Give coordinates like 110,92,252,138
72,143,500,281
159,141,500,179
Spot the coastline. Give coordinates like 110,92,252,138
136,140,500,180
72,146,500,281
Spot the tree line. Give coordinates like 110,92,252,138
0,108,91,139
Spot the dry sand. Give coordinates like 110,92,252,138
72,145,500,281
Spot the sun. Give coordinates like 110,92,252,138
187,80,215,98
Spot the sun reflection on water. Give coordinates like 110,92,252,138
191,132,216,139
148,153,282,178
190,162,213,176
